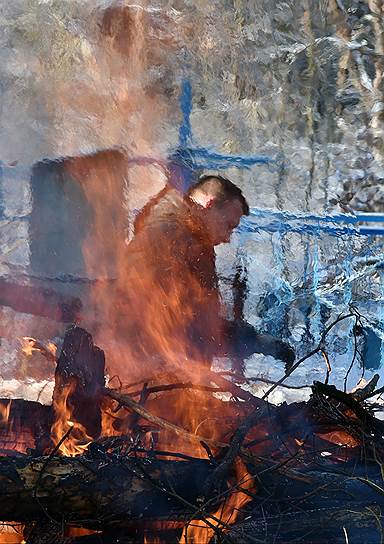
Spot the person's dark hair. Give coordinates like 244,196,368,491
188,175,249,216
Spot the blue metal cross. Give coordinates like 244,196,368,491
130,79,384,237
168,79,274,193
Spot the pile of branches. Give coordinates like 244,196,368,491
1,308,384,543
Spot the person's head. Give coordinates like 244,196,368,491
187,175,249,245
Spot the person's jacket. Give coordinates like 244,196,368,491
114,188,223,368
113,187,295,375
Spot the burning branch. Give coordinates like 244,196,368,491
1,321,383,542
105,388,229,450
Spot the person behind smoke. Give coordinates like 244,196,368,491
117,175,295,373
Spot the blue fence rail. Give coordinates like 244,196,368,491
242,209,384,237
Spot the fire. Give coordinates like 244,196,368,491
20,337,35,357
46,342,58,358
51,380,92,457
100,397,125,438
144,536,161,544
72,140,256,532
139,387,244,459
181,458,255,543
316,429,360,448
65,528,100,538
20,337,57,361
49,5,256,538
0,523,24,544
0,401,11,428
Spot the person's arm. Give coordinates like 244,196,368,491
219,319,295,367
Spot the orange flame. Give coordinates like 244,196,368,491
181,458,255,543
20,337,36,357
100,397,125,438
143,537,161,544
46,342,58,358
51,381,92,457
46,4,257,537
0,401,11,426
0,523,24,544
0,401,11,428
20,337,57,361
65,528,100,538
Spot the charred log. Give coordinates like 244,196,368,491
311,380,384,442
229,504,382,544
0,451,382,542
53,326,105,439
0,320,383,541
25,519,73,544
0,399,52,455
0,454,218,530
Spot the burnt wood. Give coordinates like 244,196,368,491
0,454,216,530
0,399,52,455
0,324,383,541
53,326,105,439
24,519,73,544
0,453,382,541
229,506,383,544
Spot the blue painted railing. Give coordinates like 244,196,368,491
242,209,384,237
